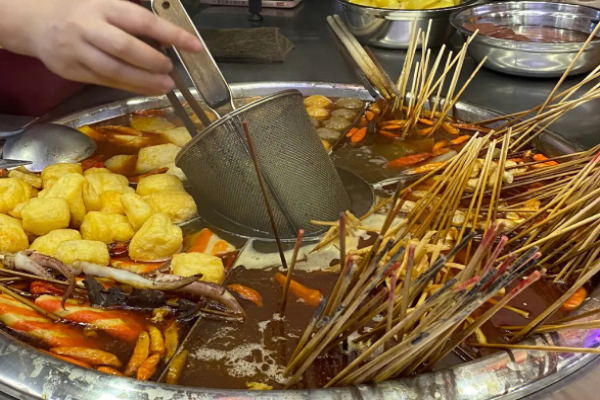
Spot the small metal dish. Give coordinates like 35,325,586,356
451,1,600,78
337,0,478,49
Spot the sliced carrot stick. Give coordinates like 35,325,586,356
561,287,587,311
164,322,179,362
274,273,322,307
227,284,263,307
442,122,460,135
406,161,447,175
187,228,213,253
387,153,432,168
50,347,122,367
41,350,92,369
97,366,124,376
166,350,188,384
432,140,448,152
378,130,400,139
148,325,166,356
345,127,359,138
125,332,150,376
365,111,375,121
380,119,406,127
432,147,451,156
449,135,471,145
136,353,161,381
380,125,404,131
351,127,367,143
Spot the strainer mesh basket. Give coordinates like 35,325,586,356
176,90,352,238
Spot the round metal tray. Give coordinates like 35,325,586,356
2,82,594,400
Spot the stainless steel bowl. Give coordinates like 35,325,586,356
451,1,600,77
337,0,478,49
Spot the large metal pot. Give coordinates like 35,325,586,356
3,82,595,400
337,0,478,48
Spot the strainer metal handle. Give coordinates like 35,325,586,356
151,0,234,115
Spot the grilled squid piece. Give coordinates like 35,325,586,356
1,251,76,308
73,261,200,291
177,281,244,316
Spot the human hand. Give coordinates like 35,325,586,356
13,0,202,95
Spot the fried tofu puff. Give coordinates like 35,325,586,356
157,126,192,147
8,170,42,189
170,253,225,284
42,173,99,228
29,229,82,258
41,163,83,189
135,144,181,175
84,168,130,195
99,190,129,215
21,197,71,236
0,214,29,252
80,212,134,244
0,178,32,214
120,193,153,231
143,191,197,224
128,213,182,262
136,174,184,197
55,240,110,266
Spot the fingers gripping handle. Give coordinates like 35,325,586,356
151,0,232,113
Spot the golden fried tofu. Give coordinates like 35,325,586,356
0,214,29,252
21,197,71,236
121,193,153,231
136,174,184,197
143,191,197,224
30,229,82,257
130,116,175,132
128,213,182,262
157,126,192,147
8,170,42,189
0,178,32,215
170,252,225,284
80,211,134,244
43,173,88,227
8,202,27,219
135,144,181,175
55,239,110,266
104,155,137,175
99,191,126,215
85,169,130,195
41,163,83,189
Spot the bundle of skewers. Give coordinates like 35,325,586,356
287,17,600,388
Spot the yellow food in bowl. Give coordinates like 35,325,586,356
349,0,460,9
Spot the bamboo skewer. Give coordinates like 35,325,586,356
281,229,305,311
470,343,600,355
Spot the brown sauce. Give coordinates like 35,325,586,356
176,267,351,389
464,23,592,43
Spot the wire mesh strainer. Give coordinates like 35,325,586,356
153,0,351,238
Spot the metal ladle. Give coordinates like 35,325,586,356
0,121,97,172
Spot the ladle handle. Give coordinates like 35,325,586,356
151,0,233,113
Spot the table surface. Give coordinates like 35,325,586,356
36,1,600,399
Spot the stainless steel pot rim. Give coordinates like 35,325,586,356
27,81,592,400
337,0,478,17
450,1,600,53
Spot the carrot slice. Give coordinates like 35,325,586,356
387,153,432,168
274,273,322,307
560,287,587,311
345,127,358,138
449,135,470,145
228,284,263,307
97,366,124,376
417,127,433,136
432,140,448,152
365,111,375,121
350,127,367,143
442,122,460,135
419,118,435,126
378,130,400,139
